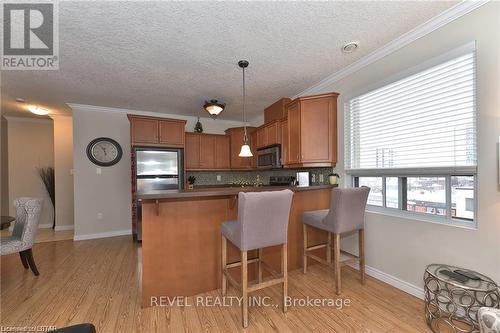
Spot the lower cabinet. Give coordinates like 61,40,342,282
185,133,230,170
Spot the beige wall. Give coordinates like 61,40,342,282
71,106,250,239
6,117,55,227
304,3,500,287
72,109,132,239
1,116,9,215
51,115,74,229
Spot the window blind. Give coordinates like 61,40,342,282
345,51,477,174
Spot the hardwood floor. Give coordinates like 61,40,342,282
1,228,74,243
0,236,430,332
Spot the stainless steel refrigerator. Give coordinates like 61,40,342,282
135,148,183,241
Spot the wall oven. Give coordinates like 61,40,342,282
257,145,282,169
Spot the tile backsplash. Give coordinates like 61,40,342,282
187,167,334,186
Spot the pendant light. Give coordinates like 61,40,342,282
238,60,253,158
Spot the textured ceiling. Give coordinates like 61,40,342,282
1,1,457,120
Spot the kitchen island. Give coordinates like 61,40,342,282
139,185,336,307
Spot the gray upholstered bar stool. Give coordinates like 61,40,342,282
302,187,370,295
220,189,293,328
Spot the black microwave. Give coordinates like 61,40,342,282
257,145,282,169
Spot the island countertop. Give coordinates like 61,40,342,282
140,184,333,306
137,184,337,200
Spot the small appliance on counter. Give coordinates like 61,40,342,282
269,176,296,186
296,171,310,187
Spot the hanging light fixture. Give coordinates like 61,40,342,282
238,60,253,158
203,99,225,116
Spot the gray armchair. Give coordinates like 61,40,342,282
0,198,43,275
479,307,500,333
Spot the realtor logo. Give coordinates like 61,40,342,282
2,1,59,70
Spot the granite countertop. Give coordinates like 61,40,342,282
137,184,337,200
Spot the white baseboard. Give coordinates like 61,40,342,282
54,225,74,231
73,229,132,241
349,262,424,300
38,224,52,229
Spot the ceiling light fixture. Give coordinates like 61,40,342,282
27,105,50,116
15,98,25,103
342,41,359,53
237,60,252,158
203,99,225,116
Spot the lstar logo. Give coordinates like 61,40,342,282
2,1,59,70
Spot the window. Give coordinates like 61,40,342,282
356,177,382,206
385,177,399,209
346,44,477,226
451,175,475,220
407,177,446,216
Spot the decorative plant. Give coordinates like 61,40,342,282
37,166,55,228
187,176,196,185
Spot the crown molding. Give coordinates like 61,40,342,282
67,103,244,126
294,0,489,98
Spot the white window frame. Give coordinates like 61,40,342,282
345,42,478,229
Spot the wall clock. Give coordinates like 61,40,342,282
86,137,123,167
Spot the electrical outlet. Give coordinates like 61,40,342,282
96,168,102,175
319,174,324,183
217,175,221,182
97,213,103,219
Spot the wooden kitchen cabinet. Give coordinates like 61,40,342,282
128,115,186,147
256,120,280,149
215,135,231,169
225,127,256,169
159,119,185,146
250,131,257,169
185,133,230,170
129,117,159,144
185,133,200,170
287,101,301,165
199,134,216,169
264,97,291,123
280,118,288,165
286,92,338,167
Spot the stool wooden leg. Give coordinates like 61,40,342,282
334,233,341,295
282,244,288,313
241,251,248,328
302,224,307,274
258,248,263,283
221,236,227,296
327,232,332,265
359,229,365,285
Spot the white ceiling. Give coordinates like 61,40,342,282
1,1,458,120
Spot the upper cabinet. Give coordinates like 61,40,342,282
279,118,288,166
159,119,185,146
185,133,230,170
256,120,280,149
225,127,256,169
264,98,291,123
286,92,338,167
128,115,186,147
215,135,231,169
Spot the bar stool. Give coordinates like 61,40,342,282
220,189,293,328
302,187,370,295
